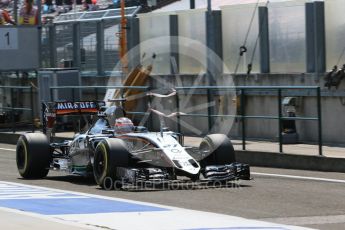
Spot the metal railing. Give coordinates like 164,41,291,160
0,86,36,133
174,86,322,156
49,85,149,102
48,85,323,156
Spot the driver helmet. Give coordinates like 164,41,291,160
114,117,134,133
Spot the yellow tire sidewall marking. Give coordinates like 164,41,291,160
98,142,108,179
20,139,28,173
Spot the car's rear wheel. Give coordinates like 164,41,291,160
93,139,129,189
199,134,236,166
16,133,51,179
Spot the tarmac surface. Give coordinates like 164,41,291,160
0,143,345,229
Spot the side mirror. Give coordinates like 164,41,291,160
101,129,114,135
162,127,170,132
135,126,148,132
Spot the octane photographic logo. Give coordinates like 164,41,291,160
108,36,237,137
102,177,242,191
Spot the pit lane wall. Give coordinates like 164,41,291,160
1,72,345,146
148,73,345,146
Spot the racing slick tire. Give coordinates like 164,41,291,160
199,134,236,166
16,133,51,179
93,139,130,189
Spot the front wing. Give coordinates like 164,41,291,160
203,163,250,181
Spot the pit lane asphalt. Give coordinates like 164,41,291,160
0,143,344,230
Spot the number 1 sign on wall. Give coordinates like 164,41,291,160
0,28,18,50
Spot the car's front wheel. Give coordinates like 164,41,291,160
199,134,236,166
93,139,129,189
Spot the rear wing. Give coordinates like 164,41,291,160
42,101,105,132
54,101,105,115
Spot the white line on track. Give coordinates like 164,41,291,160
0,148,15,152
252,172,345,184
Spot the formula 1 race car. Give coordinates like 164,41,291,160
16,100,250,189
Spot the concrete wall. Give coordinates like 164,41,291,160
4,72,345,145
233,73,345,144
49,73,345,145
148,73,345,145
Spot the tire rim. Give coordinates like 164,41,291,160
199,141,212,158
94,149,105,179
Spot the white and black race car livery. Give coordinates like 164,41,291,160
16,101,250,189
